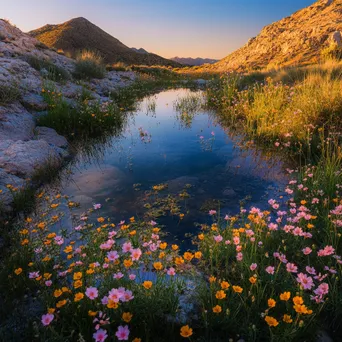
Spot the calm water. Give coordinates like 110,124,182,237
57,89,287,248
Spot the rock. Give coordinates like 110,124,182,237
330,31,342,47
35,127,68,148
316,330,333,342
21,93,48,111
0,139,66,177
0,168,25,209
0,103,35,141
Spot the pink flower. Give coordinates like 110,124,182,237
113,272,124,279
122,290,134,302
306,266,316,275
265,266,275,275
86,287,99,300
129,274,136,280
122,242,132,253
296,273,314,290
236,252,243,261
131,248,142,261
167,267,176,276
108,288,124,302
45,280,52,287
286,263,298,273
317,245,335,257
214,235,223,243
115,325,130,340
107,251,119,261
314,283,329,296
93,329,108,342
93,203,102,210
29,271,40,279
41,313,54,326
233,236,240,245
250,263,258,271
209,210,217,216
302,247,312,255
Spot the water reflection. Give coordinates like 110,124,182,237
53,89,289,247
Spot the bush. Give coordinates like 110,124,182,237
106,62,129,72
73,50,106,79
25,55,70,81
0,83,21,105
321,43,342,61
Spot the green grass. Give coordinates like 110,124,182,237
25,55,71,82
73,50,106,79
0,83,21,105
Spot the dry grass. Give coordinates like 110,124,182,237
73,50,106,79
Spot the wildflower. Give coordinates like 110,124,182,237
122,312,132,323
41,313,54,326
64,245,73,253
54,289,63,298
265,266,275,275
283,314,293,323
115,325,130,340
107,250,119,261
302,247,312,255
280,292,291,301
180,325,193,338
214,235,223,243
74,280,83,289
198,234,204,240
153,262,163,270
194,251,202,258
122,242,132,253
221,281,230,290
123,259,133,268
74,292,84,302
209,210,217,216
232,286,243,293
56,299,67,308
314,283,329,296
183,252,194,261
73,272,82,280
296,273,314,290
286,263,298,273
215,290,226,299
132,339,141,342
172,244,179,250
175,257,184,265
250,263,258,271
293,296,304,305
167,267,176,276
265,316,279,327
209,276,216,283
317,245,335,257
88,310,97,316
93,203,102,210
249,276,257,284
159,242,167,249
213,305,222,313
268,298,276,308
85,287,98,300
93,329,108,342
143,281,152,289
14,268,22,275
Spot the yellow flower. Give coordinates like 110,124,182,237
153,262,163,270
220,281,230,290
122,312,133,323
280,291,291,301
198,234,204,240
48,308,55,314
293,304,312,315
73,272,82,280
74,280,83,289
21,239,29,246
88,310,97,316
97,217,105,223
232,286,243,293
283,314,293,323
19,229,29,235
74,293,84,302
54,289,63,298
249,276,257,284
143,281,153,289
265,316,279,327
86,269,95,274
183,252,194,261
64,245,73,253
50,203,59,209
159,242,167,250
209,276,216,283
172,244,179,251
124,259,133,268
268,298,276,308
194,251,202,259
180,325,193,338
175,257,184,265
14,268,23,275
293,296,304,305
56,299,67,308
107,300,119,309
44,273,52,279
215,290,226,300
129,216,135,222
159,252,166,259
212,305,222,313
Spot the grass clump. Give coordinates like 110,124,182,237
25,55,70,81
73,50,106,79
106,62,130,72
0,83,21,105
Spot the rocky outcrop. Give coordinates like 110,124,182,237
0,19,137,212
207,0,342,71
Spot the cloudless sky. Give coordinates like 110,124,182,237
3,0,314,59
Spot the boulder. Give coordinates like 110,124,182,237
330,31,342,47
35,126,68,148
21,93,48,111
0,168,25,209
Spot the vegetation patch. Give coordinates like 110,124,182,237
0,83,21,105
73,50,106,79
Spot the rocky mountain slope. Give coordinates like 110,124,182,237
207,0,342,72
0,19,136,211
171,57,219,66
29,17,179,67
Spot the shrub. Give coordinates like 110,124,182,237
73,50,106,79
321,43,342,61
25,55,70,81
106,62,129,72
0,83,21,105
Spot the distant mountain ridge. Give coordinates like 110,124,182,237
207,0,342,72
29,18,180,67
171,56,219,66
131,47,149,54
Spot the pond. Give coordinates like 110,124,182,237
55,88,288,249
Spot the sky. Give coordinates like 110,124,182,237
3,0,314,59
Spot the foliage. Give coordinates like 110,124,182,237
73,50,106,79
0,83,21,105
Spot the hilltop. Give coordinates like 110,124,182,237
29,17,179,67
171,56,219,66
207,0,342,71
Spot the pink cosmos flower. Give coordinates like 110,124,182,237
306,266,316,275
131,248,142,261
115,325,130,340
122,290,134,302
93,329,108,342
108,288,123,303
150,220,157,226
122,242,132,253
93,203,102,210
113,272,124,280
86,287,99,300
314,283,329,296
45,280,52,287
209,210,217,216
286,263,298,273
167,267,176,276
225,240,231,245
224,215,230,220
302,247,312,255
214,235,223,243
317,245,335,257
236,252,243,261
250,263,258,271
265,266,275,275
296,273,314,290
129,274,136,280
41,313,54,326
107,251,119,262
29,271,40,279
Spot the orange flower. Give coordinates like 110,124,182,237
183,252,194,261
123,259,133,268
180,325,193,337
268,298,276,308
249,276,257,284
56,299,67,308
212,305,222,313
283,314,293,323
122,312,133,323
73,272,82,280
209,276,216,283
143,281,153,289
153,262,163,270
220,281,230,290
280,292,291,301
107,300,119,309
175,257,184,265
194,251,202,259
54,289,63,298
14,268,23,275
265,316,279,327
232,286,243,293
74,280,83,289
74,293,84,302
159,242,167,250
172,244,179,250
215,290,226,300
293,296,304,305
198,234,204,240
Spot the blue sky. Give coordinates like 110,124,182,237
3,0,314,59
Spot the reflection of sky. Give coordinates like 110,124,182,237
61,89,288,246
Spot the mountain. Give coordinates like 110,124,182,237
131,47,149,54
170,57,219,66
208,0,342,72
29,18,179,67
